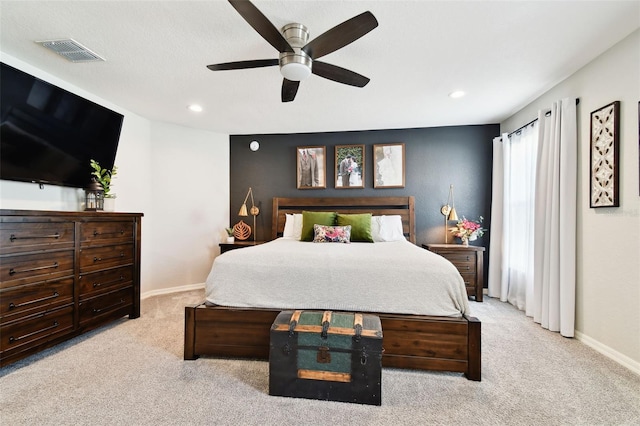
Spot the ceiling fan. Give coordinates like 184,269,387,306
207,0,378,102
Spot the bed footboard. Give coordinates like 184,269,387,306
184,303,481,381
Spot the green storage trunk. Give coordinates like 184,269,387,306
269,310,383,405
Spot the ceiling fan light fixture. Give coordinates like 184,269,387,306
279,51,312,81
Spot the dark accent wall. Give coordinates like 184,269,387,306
230,124,498,282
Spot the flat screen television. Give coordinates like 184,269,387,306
0,62,123,188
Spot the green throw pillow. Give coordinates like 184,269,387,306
336,213,373,242
301,211,337,241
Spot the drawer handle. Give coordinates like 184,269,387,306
9,262,59,276
93,230,125,237
8,320,59,343
92,298,126,314
93,253,125,262
9,232,60,242
93,275,125,288
8,292,60,310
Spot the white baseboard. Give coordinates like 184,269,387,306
141,282,205,300
575,330,640,376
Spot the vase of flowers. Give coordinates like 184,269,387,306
451,216,486,246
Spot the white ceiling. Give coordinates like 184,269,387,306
1,1,638,135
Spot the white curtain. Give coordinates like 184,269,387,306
533,99,577,337
488,123,538,314
489,98,577,337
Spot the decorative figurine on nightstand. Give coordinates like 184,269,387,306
232,220,251,241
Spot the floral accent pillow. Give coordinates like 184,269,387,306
313,224,351,243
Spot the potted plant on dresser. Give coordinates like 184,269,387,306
90,159,118,211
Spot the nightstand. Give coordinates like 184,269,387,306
219,240,266,254
423,244,485,302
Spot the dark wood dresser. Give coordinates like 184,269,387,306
423,243,485,302
0,209,143,367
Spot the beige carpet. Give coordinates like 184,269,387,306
1,289,639,425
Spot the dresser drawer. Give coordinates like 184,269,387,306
78,287,133,326
0,222,75,255
1,277,74,320
79,244,134,273
80,221,134,247
0,250,75,288
79,266,133,297
1,305,74,353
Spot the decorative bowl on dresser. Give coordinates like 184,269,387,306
0,209,143,367
423,243,485,302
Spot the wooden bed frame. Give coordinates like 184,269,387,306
184,196,481,381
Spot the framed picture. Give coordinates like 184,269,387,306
335,145,364,189
296,146,326,189
590,101,620,207
373,143,405,188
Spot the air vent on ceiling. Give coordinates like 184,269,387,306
36,38,105,62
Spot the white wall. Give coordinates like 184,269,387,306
501,30,640,372
146,121,229,295
0,53,231,298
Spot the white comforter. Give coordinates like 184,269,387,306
205,238,469,317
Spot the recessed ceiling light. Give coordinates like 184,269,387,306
449,91,466,99
187,104,203,112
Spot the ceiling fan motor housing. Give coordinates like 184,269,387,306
279,23,312,81
282,23,309,47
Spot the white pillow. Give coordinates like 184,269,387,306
282,213,303,240
371,215,406,242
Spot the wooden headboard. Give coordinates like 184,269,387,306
271,196,416,244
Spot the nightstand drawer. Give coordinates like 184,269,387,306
445,256,476,272
460,272,477,286
219,241,266,254
423,244,485,302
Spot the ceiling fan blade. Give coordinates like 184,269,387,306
207,59,279,71
282,79,300,102
312,61,370,87
228,0,294,53
302,11,378,60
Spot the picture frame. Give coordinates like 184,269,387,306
373,143,405,188
296,146,326,189
335,145,365,189
590,101,620,208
